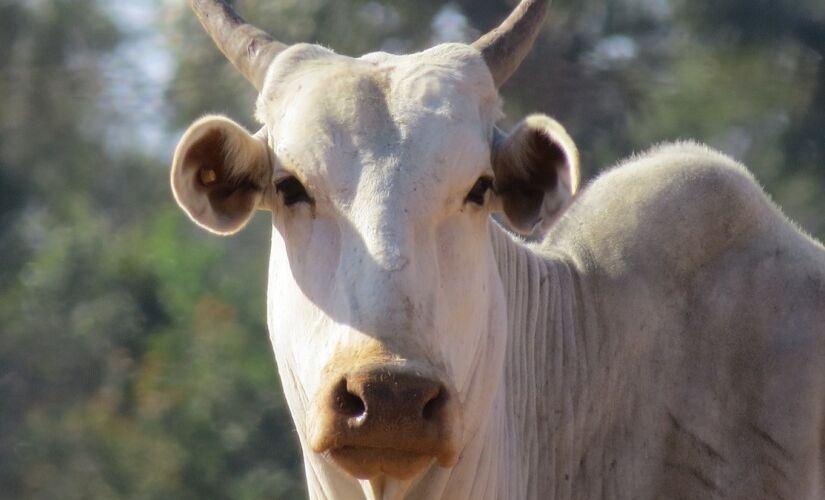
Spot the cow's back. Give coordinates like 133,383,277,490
543,142,825,498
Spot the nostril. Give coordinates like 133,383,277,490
421,386,447,421
333,379,366,419
341,391,366,419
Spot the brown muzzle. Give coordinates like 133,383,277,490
310,366,460,480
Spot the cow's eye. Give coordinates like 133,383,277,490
465,176,494,205
276,176,312,206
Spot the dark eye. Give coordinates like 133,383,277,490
465,176,494,205
276,176,312,206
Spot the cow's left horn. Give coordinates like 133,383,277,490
189,0,288,91
472,0,550,88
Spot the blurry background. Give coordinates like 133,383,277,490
1,0,823,498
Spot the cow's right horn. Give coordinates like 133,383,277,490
189,0,288,91
472,0,551,88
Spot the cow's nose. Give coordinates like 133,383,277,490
332,368,447,424
313,366,460,479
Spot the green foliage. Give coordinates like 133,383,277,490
1,0,823,498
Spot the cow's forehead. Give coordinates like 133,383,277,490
256,43,501,206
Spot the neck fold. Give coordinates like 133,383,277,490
490,222,594,499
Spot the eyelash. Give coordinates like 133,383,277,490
275,176,313,206
465,176,494,205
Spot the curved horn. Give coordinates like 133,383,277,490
189,0,288,90
472,0,551,88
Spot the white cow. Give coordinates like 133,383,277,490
171,0,825,498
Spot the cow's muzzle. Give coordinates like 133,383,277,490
310,366,460,480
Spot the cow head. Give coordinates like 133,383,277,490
171,0,578,494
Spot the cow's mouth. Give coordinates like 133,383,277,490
327,446,449,480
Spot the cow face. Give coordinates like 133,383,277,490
171,43,577,491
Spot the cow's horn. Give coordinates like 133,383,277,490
189,0,288,91
472,0,550,88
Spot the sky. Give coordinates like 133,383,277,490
101,0,175,156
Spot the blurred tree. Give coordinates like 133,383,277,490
681,0,825,234
0,1,123,495
0,1,302,498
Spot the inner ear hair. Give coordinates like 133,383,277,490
184,126,269,192
494,115,578,190
521,128,567,190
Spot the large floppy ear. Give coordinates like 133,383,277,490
171,115,271,235
492,114,580,234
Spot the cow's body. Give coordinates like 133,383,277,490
489,143,825,499
171,1,825,498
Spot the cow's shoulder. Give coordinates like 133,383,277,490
544,140,825,360
545,141,825,410
545,141,798,280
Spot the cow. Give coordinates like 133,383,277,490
169,0,825,498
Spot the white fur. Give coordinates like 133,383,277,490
172,42,825,500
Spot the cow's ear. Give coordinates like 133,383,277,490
492,114,579,234
171,115,271,235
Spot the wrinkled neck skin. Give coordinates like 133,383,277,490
490,223,598,500
283,221,606,500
